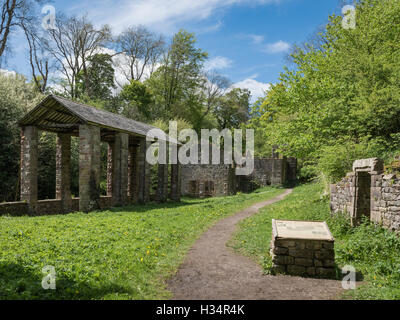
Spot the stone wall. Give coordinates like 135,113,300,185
251,158,273,186
181,156,297,198
270,238,336,278
330,172,355,218
245,157,297,188
181,163,236,197
0,196,112,217
370,174,400,231
330,158,400,231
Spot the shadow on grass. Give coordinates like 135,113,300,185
0,262,133,300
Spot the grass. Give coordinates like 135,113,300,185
0,187,285,300
230,183,400,300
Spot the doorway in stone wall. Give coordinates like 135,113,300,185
354,171,371,224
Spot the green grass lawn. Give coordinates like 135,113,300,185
0,187,285,300
230,183,400,300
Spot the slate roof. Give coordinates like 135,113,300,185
19,94,179,144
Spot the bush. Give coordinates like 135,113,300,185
0,73,43,201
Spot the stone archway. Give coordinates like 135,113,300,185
351,158,384,225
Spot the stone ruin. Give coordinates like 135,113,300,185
180,150,297,198
0,94,181,216
330,157,400,231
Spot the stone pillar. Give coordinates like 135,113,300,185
20,126,38,214
112,133,129,206
170,162,181,202
156,144,169,203
137,139,151,204
79,124,101,212
106,142,113,197
56,133,72,213
128,145,139,203
144,141,151,202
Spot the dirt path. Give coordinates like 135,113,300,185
168,189,344,300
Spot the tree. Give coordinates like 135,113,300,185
214,88,251,129
21,22,50,93
255,0,400,181
43,14,111,98
115,25,164,84
0,72,43,201
0,0,43,63
76,53,116,101
147,30,208,127
119,80,154,120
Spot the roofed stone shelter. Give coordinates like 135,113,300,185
9,94,181,215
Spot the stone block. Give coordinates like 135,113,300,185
273,246,289,255
273,255,294,265
306,267,316,276
315,249,335,260
289,248,314,259
295,258,314,267
316,267,336,278
287,265,306,276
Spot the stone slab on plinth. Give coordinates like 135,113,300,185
270,219,336,278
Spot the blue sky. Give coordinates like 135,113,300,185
4,0,346,101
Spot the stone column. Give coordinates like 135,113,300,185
79,124,101,212
170,162,181,202
128,145,139,203
156,144,169,203
20,126,38,214
137,139,151,203
144,141,151,203
56,133,72,213
137,139,146,203
106,142,113,197
112,132,129,206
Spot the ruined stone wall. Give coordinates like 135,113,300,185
370,174,400,231
251,158,273,186
0,196,112,216
330,158,400,231
330,173,355,217
180,163,235,197
182,156,297,198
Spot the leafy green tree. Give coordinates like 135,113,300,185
147,30,208,128
256,0,400,181
120,80,154,120
0,72,43,201
76,53,116,101
214,88,251,129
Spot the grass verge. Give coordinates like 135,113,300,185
230,183,400,300
0,187,284,300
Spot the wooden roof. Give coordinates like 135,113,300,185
19,95,179,144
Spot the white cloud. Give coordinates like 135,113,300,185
196,20,223,34
263,40,290,53
0,69,16,77
232,78,270,102
249,34,265,44
204,56,233,71
72,0,281,34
